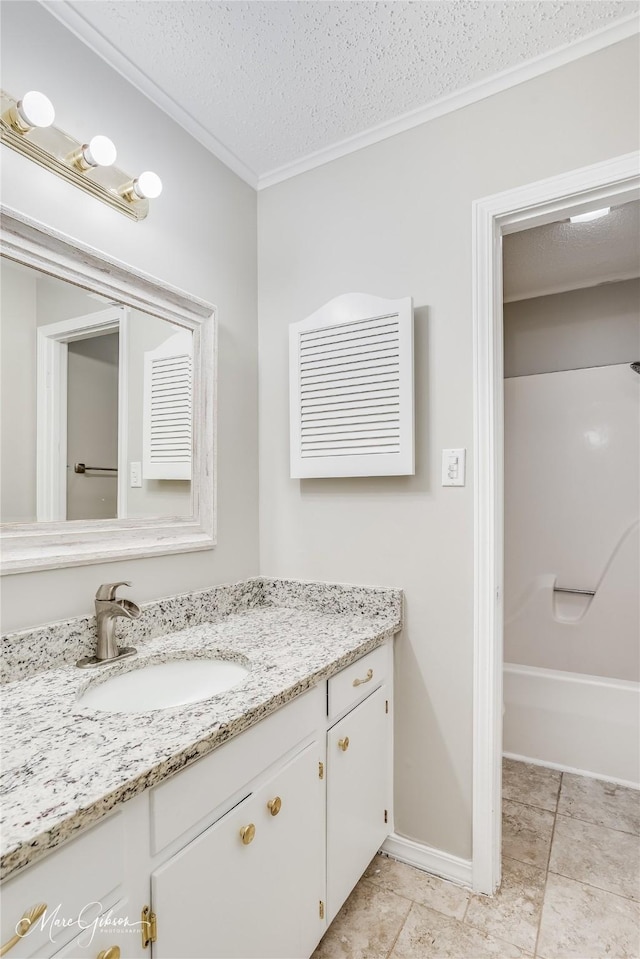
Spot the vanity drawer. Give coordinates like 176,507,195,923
150,684,323,855
327,644,388,722
0,813,124,959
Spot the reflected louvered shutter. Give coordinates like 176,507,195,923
143,330,192,480
290,293,414,477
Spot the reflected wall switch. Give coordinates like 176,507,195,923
130,461,142,488
441,448,466,486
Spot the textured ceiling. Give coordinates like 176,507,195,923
503,200,640,301
48,1,639,184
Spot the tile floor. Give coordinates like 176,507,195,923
313,759,640,959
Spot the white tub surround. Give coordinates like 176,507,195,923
0,577,402,881
504,663,640,788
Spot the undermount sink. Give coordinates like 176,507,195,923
78,657,250,713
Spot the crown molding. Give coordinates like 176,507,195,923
39,3,638,193
258,13,640,190
40,0,259,188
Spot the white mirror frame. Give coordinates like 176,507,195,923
0,206,216,574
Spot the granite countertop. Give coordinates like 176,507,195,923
0,578,402,881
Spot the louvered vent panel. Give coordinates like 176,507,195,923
290,294,414,478
143,332,193,480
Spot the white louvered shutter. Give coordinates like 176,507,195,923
289,293,414,478
143,330,193,480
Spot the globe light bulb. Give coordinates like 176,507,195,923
82,135,117,168
15,91,55,130
133,171,163,200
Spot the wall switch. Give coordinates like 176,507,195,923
130,461,142,488
441,448,466,486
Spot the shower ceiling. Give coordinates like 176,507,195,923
43,1,639,187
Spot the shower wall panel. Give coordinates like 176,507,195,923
504,363,639,681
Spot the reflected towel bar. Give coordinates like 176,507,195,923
553,586,596,596
74,463,118,474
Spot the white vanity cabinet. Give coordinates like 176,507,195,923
151,740,325,959
325,645,392,923
0,812,129,959
2,639,394,959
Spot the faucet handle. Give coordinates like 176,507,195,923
95,581,132,601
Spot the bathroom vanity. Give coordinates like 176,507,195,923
0,579,401,959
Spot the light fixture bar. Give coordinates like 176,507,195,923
0,90,154,221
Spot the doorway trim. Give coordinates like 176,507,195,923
471,151,640,894
37,306,129,522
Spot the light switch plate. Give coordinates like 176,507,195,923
130,461,142,488
441,448,466,486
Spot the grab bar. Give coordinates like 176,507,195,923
553,586,596,596
74,463,118,474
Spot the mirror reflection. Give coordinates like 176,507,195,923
1,257,193,524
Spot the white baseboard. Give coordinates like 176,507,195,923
381,833,473,889
504,663,640,787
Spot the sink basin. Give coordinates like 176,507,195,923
78,658,250,713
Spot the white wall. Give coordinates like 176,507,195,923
257,38,640,859
503,278,640,377
0,2,259,632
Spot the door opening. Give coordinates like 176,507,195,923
471,152,640,895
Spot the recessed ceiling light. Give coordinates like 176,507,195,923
569,208,611,224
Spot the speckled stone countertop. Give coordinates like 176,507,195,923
1,578,402,881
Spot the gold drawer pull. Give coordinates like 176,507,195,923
338,736,350,752
0,903,47,956
239,823,256,844
97,948,121,959
267,796,282,816
352,668,373,687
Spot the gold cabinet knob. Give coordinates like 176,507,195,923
267,796,282,816
97,948,121,959
0,903,47,957
239,823,256,845
338,736,350,752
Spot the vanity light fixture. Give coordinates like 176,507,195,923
0,88,160,220
569,207,611,224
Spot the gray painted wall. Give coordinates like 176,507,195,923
504,278,640,377
257,38,640,860
0,260,37,523
66,334,119,520
0,1,259,632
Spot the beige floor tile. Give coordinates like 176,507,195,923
389,902,529,958
537,873,640,959
312,878,411,959
464,856,545,953
502,799,554,869
364,854,470,920
549,814,640,901
502,759,561,812
558,773,640,835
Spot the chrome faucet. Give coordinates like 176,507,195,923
77,581,141,668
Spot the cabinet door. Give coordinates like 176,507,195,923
326,685,390,923
151,741,324,959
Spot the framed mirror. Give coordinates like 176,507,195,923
0,206,216,574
